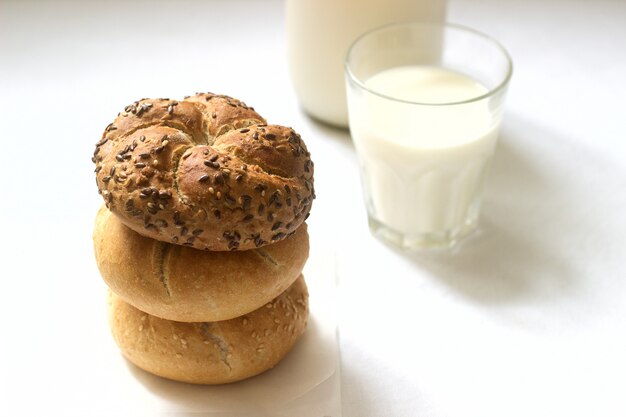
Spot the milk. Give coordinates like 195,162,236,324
348,66,499,245
286,0,446,128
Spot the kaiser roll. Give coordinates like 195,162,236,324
92,92,315,251
108,276,309,384
93,205,309,322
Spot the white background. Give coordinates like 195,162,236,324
1,0,626,416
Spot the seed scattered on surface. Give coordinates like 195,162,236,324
265,133,276,140
240,128,250,133
243,214,254,222
272,222,282,231
272,232,285,241
134,162,146,168
208,187,215,194
198,174,209,182
182,150,192,159
269,190,280,206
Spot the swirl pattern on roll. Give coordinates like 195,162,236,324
92,93,315,251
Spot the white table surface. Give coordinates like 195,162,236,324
1,0,626,416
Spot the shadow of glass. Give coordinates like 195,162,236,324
398,116,581,305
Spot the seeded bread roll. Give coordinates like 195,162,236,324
93,206,309,322
92,92,315,251
108,276,309,385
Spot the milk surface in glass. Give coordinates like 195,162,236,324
349,65,498,246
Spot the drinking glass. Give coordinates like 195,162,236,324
345,21,512,249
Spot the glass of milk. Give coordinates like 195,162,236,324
345,22,512,249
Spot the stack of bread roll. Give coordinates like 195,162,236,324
91,93,315,384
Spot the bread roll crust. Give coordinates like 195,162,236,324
92,93,315,251
93,206,309,322
108,276,309,385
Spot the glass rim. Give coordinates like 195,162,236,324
345,21,514,106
